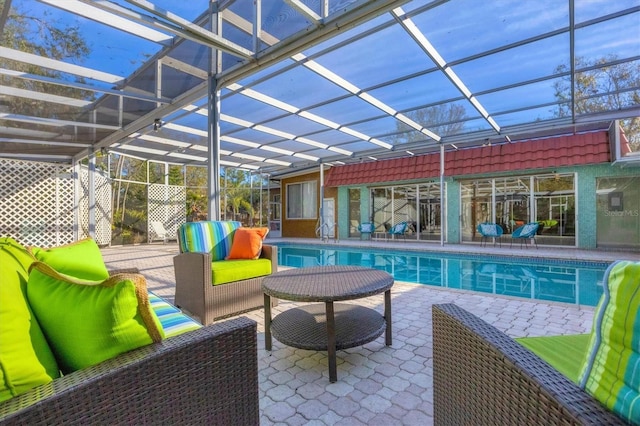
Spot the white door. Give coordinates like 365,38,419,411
322,198,335,238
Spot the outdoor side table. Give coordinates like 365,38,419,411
262,265,394,382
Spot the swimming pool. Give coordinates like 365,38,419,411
274,243,610,306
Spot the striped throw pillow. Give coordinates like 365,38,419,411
178,221,241,261
578,260,640,424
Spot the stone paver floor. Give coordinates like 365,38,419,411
101,240,638,426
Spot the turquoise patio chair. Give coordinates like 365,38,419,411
511,222,539,248
357,222,375,240
477,222,503,247
387,222,408,241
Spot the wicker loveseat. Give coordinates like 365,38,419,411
0,236,260,425
174,221,277,325
0,317,260,425
432,304,626,425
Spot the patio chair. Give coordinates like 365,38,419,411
476,222,503,247
386,222,408,241
149,221,169,244
357,222,374,240
511,222,539,248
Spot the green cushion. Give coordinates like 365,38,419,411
148,292,202,338
0,238,59,403
27,262,165,374
211,258,272,285
516,334,591,385
578,260,640,423
29,238,109,281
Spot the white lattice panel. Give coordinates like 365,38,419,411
147,184,186,242
0,159,74,247
78,166,112,246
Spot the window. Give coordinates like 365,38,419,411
368,183,443,241
460,173,575,246
287,181,317,219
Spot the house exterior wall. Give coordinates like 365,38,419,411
446,178,460,244
576,164,640,249
281,171,337,239
326,163,640,250
277,131,639,250
337,186,350,239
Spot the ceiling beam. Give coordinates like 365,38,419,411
0,47,123,84
0,112,120,130
39,0,173,45
0,68,170,104
285,0,322,22
121,0,254,58
0,85,91,107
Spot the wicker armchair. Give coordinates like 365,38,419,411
432,304,624,425
174,244,277,325
0,317,259,426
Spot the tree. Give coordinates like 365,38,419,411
0,1,93,120
390,103,467,144
221,168,252,222
185,165,208,221
553,55,640,151
111,155,148,243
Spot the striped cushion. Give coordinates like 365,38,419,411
578,260,640,423
148,292,201,338
178,221,241,261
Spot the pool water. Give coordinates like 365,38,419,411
274,243,610,306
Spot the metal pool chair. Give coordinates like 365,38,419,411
511,222,539,248
477,222,504,247
357,222,374,240
387,221,408,241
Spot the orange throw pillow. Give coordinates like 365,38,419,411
226,227,269,260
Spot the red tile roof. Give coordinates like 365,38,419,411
324,130,611,187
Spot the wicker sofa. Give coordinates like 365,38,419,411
0,236,260,425
174,221,277,325
0,316,259,425
432,304,625,425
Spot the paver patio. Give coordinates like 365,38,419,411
100,240,637,425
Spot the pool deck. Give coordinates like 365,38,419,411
101,239,639,426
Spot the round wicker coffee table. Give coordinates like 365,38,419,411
262,265,394,382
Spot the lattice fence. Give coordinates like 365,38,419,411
1,159,187,247
147,184,186,242
78,167,112,245
0,159,74,247
0,159,113,247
